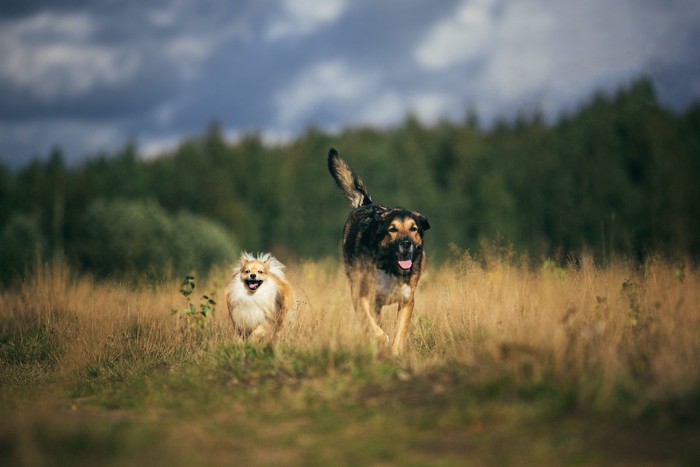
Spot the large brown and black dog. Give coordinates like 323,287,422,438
328,148,430,355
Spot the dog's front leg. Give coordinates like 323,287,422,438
391,296,414,356
353,294,390,352
350,277,390,352
249,321,273,344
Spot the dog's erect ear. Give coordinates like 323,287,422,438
373,212,385,235
413,212,431,231
239,251,255,267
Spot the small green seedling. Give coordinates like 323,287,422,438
173,275,216,335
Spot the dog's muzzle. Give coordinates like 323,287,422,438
244,274,263,291
397,237,415,270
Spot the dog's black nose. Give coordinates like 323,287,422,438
250,273,257,279
399,237,412,250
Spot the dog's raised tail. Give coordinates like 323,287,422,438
328,148,373,208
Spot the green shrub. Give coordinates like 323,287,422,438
74,199,237,278
0,214,44,281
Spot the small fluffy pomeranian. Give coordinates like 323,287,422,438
225,252,293,342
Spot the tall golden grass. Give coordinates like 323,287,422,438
2,255,698,410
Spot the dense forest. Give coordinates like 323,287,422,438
1,78,699,281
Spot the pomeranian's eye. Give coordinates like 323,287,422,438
258,270,263,274
245,269,250,274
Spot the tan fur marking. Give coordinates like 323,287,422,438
380,217,423,249
329,149,429,356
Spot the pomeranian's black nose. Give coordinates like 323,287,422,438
250,273,257,279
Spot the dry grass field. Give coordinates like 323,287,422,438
1,255,699,465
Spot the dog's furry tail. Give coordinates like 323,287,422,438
328,148,373,208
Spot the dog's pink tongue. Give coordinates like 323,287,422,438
249,283,259,290
398,259,413,270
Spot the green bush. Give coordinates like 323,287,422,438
0,214,44,281
74,199,237,278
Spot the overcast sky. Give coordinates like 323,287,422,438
1,0,699,168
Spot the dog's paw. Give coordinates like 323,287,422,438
376,331,389,344
390,337,407,357
372,332,390,355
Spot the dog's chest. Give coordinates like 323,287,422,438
228,283,278,330
376,270,412,303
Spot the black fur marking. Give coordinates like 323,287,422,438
328,149,430,280
328,147,431,355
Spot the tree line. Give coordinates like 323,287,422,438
1,78,698,281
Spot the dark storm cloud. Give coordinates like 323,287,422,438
0,1,262,119
0,0,93,17
0,0,699,168
0,0,277,164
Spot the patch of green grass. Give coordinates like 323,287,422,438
0,407,174,467
2,259,699,465
0,317,60,366
0,315,65,398
1,341,699,466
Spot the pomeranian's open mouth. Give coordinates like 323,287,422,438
244,279,263,291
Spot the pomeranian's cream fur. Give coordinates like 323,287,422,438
226,252,293,342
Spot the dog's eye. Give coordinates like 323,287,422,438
245,269,250,274
258,270,263,274
388,227,398,233
409,226,418,232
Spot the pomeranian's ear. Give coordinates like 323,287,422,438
239,251,254,268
